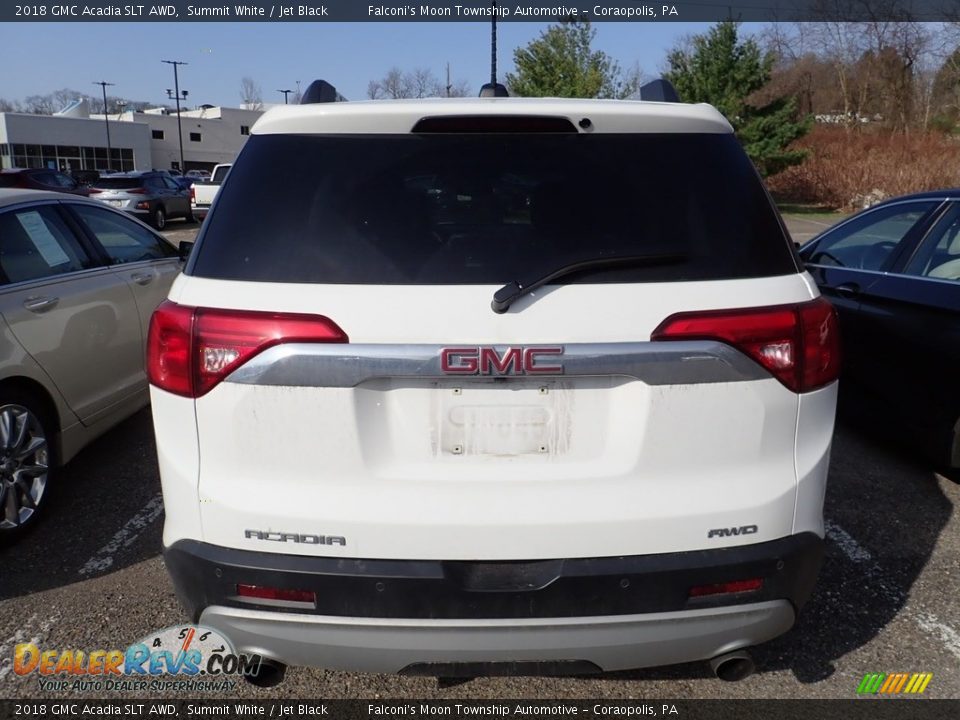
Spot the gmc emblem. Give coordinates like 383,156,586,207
440,347,564,375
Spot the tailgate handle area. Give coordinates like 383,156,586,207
443,560,564,592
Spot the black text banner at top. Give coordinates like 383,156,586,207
4,0,959,23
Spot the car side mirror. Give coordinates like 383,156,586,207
178,240,194,262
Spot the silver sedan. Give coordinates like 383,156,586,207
0,189,185,537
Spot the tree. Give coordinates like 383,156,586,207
931,45,960,128
506,20,639,99
240,77,263,109
367,67,470,99
665,22,811,176
1,88,152,116
22,94,57,115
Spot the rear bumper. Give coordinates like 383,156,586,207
200,601,795,674
165,533,821,672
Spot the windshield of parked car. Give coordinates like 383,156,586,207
190,132,796,284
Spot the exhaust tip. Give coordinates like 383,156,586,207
244,658,287,688
709,650,755,682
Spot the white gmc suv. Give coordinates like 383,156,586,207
148,85,839,686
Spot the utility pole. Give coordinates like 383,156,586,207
277,89,293,104
162,60,188,173
93,81,115,171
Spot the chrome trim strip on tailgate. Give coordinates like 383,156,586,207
225,341,769,388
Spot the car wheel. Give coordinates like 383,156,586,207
152,206,167,230
0,391,53,538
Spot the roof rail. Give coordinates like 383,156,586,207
479,83,509,98
639,79,680,103
300,80,347,104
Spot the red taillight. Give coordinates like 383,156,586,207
128,187,148,195
651,297,840,393
147,300,348,398
689,578,763,598
190,186,195,202
147,301,194,397
87,188,102,194
236,584,316,606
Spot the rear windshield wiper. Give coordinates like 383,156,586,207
491,253,687,313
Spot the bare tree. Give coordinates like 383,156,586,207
368,67,467,99
446,79,472,98
410,68,442,98
366,80,385,100
22,94,57,115
619,62,647,99
368,68,413,99
806,21,870,129
767,16,948,132
2,89,151,116
862,21,932,132
50,88,84,113
240,77,263,110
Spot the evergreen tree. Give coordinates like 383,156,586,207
506,20,639,99
665,22,811,176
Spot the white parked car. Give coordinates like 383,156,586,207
148,83,840,686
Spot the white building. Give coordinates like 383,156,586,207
0,107,151,173
114,105,263,171
0,100,264,174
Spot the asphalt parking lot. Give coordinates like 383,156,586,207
0,216,957,701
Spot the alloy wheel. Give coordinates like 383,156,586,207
0,404,49,530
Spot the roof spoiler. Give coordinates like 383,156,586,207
639,79,679,103
300,80,347,104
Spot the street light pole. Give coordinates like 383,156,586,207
93,81,115,171
277,89,293,104
162,60,188,173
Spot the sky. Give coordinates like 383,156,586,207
0,21,762,108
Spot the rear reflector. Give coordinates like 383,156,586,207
689,578,763,598
651,297,840,393
236,584,316,606
147,301,348,398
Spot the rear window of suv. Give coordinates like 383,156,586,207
190,132,796,284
